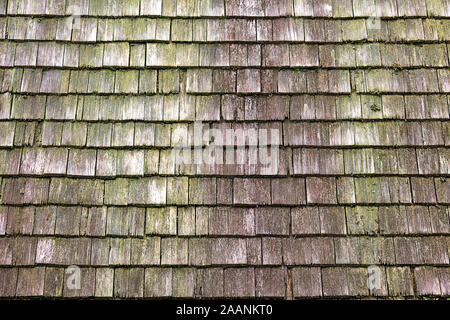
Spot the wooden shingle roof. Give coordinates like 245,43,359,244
0,0,449,299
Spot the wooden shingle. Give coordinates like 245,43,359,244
224,268,255,297
16,267,45,297
144,268,172,297
255,268,285,298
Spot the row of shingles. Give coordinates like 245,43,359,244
353,69,449,93
0,67,349,94
3,0,449,17
0,232,448,267
1,265,449,298
2,16,170,42
3,119,447,148
0,79,448,121
2,67,450,94
0,266,253,298
0,69,157,94
187,18,448,42
2,16,449,43
0,266,226,298
0,235,448,269
2,93,449,122
284,120,447,147
304,94,450,121
292,265,450,298
1,205,448,237
0,93,220,122
4,0,224,17
0,146,448,177
1,41,449,68
228,176,449,205
0,175,448,206
227,0,450,18
0,205,144,237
